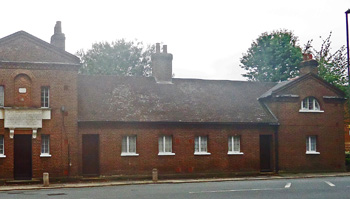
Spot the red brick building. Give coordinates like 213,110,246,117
0,22,346,180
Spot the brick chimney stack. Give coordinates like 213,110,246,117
50,21,66,51
299,53,318,76
151,43,173,84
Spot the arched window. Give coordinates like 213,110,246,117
300,97,322,112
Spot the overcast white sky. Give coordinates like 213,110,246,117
0,0,349,81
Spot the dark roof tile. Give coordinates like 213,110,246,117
78,75,278,123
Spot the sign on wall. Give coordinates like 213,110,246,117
4,109,42,129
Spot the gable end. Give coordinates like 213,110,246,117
0,31,79,64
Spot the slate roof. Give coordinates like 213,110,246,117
258,73,346,99
78,75,278,124
258,79,293,99
0,31,80,64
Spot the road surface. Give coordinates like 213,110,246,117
1,176,350,199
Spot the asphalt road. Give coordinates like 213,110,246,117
2,176,350,199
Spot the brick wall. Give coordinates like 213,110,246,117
78,122,275,177
266,77,345,172
0,67,78,179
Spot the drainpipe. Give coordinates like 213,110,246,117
274,125,279,173
61,106,70,177
346,9,350,86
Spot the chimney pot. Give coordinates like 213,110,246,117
54,21,62,34
156,43,160,53
163,45,167,53
303,53,313,61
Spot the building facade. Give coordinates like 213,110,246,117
0,22,346,180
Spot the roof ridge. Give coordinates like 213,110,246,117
78,75,278,85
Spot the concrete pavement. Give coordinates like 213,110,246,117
1,172,350,192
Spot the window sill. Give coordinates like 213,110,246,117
194,152,211,156
306,151,320,155
0,154,6,158
299,109,324,113
228,152,244,155
158,152,175,156
121,153,139,157
40,154,52,158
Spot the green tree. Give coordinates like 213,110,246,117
240,30,303,82
304,33,350,120
303,32,348,91
77,39,154,76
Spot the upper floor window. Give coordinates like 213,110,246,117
300,97,323,112
121,135,139,156
194,136,211,155
0,86,4,107
306,135,320,154
158,135,175,155
0,135,5,158
228,135,243,155
40,134,51,157
41,87,49,108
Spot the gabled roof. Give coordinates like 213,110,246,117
258,73,345,99
258,80,292,99
78,75,278,124
0,31,79,64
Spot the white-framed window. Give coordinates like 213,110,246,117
300,97,323,112
41,86,49,108
194,136,211,155
0,135,5,158
40,135,51,157
0,86,4,107
158,135,175,155
228,135,243,155
121,135,139,156
306,136,320,154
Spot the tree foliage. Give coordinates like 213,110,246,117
303,32,348,91
240,30,303,82
77,39,154,76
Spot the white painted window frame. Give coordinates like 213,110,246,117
121,135,139,156
306,135,320,155
299,97,324,113
158,135,175,156
0,135,5,158
194,136,211,155
41,86,50,108
228,135,244,155
40,134,51,157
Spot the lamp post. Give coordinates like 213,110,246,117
346,9,350,86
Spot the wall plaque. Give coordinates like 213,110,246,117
19,88,27,93
4,109,42,129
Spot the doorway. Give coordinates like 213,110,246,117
14,135,32,180
260,135,272,172
82,134,99,176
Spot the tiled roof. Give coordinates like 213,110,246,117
258,80,293,99
0,31,79,63
78,75,278,124
258,73,346,99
